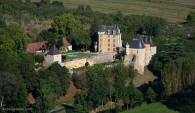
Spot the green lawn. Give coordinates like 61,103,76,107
63,52,95,62
121,102,179,113
50,0,195,22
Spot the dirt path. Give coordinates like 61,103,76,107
56,81,80,102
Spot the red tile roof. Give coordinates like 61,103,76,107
27,38,71,54
27,41,48,53
62,38,71,47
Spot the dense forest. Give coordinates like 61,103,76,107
0,0,195,113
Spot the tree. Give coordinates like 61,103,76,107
48,38,56,47
73,104,86,113
85,62,89,67
0,72,28,111
73,73,87,89
128,85,144,107
0,33,15,54
161,54,195,97
56,39,63,49
146,87,157,103
34,70,63,112
48,63,71,94
52,1,64,7
25,0,31,3
0,72,17,107
114,105,122,113
52,14,83,37
40,0,50,5
69,30,92,50
187,12,195,25
5,23,27,53
35,55,45,63
38,30,57,41
122,96,130,110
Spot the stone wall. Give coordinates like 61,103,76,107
144,44,152,66
60,58,94,69
45,54,62,64
89,53,115,64
59,53,115,69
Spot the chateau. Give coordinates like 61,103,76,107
95,25,122,52
124,37,157,74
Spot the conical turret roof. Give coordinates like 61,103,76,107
47,45,60,55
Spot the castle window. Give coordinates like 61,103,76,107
108,39,110,42
108,48,110,51
113,48,115,51
108,30,111,34
113,44,115,47
113,39,115,42
108,44,110,47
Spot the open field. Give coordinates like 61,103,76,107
121,102,179,113
49,0,195,22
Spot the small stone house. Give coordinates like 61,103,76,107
26,38,72,55
59,38,72,54
45,46,62,64
124,37,157,74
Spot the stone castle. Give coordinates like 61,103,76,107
124,37,157,74
95,25,122,52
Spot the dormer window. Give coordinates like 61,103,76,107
108,30,111,34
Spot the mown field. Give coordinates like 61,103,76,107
120,102,179,113
51,0,195,22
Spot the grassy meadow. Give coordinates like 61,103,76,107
41,0,195,22
120,102,179,113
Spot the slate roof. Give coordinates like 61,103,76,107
47,45,60,55
130,38,145,49
99,24,119,32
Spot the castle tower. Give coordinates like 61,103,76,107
128,38,145,74
124,37,157,75
97,24,122,53
126,43,130,55
45,45,62,64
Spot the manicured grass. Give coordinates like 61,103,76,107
120,102,179,113
63,52,95,62
50,0,195,22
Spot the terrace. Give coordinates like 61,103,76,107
62,52,96,62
